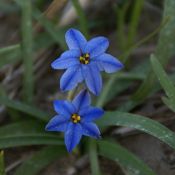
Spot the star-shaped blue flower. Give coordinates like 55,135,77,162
51,28,123,95
45,90,104,152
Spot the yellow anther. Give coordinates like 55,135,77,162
85,53,89,58
77,116,81,120
72,115,76,119
71,114,81,123
79,53,90,64
79,56,84,61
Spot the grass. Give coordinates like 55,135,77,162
1,0,175,174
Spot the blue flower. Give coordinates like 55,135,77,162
51,28,123,95
45,89,104,152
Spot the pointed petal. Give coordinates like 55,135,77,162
60,66,83,91
72,89,91,111
82,64,102,96
45,115,69,132
51,50,80,69
65,123,82,152
65,28,87,51
81,122,101,139
80,107,104,122
85,37,109,58
53,100,76,116
95,53,123,73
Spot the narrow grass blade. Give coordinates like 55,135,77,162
0,96,50,121
89,140,101,175
116,1,130,52
15,146,66,175
33,8,66,49
98,18,167,109
132,0,175,102
151,55,175,103
98,141,156,175
72,0,89,38
0,120,63,149
162,97,175,113
20,0,34,104
0,32,55,68
97,111,175,150
0,151,5,175
127,0,144,47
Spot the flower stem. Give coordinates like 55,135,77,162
89,140,101,175
67,87,78,101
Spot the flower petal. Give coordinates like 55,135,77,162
60,65,83,91
82,64,102,95
45,115,69,132
72,89,91,111
65,123,82,152
65,28,87,51
51,50,80,69
95,53,123,73
81,122,101,139
53,100,76,116
79,107,104,122
85,36,109,58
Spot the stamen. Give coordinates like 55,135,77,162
71,114,81,123
79,53,90,64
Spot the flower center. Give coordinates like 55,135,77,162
79,53,90,64
71,113,81,123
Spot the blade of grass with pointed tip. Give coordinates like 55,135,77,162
97,111,175,150
0,32,56,69
0,120,63,149
132,0,175,102
97,17,167,109
162,97,175,113
15,146,66,175
0,96,50,121
98,140,156,175
33,8,66,49
151,55,175,103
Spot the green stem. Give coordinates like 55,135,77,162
89,140,101,175
0,151,5,175
67,90,76,101
72,0,89,38
116,2,130,52
121,16,169,61
127,0,144,48
97,17,169,107
20,0,34,104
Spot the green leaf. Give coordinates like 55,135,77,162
162,97,175,113
33,8,66,49
97,111,175,150
98,140,156,175
0,32,55,68
127,0,144,47
0,151,5,175
20,0,34,104
132,0,175,102
72,0,89,38
89,140,101,175
0,120,63,149
0,44,21,68
151,55,175,104
15,146,66,175
0,96,50,122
